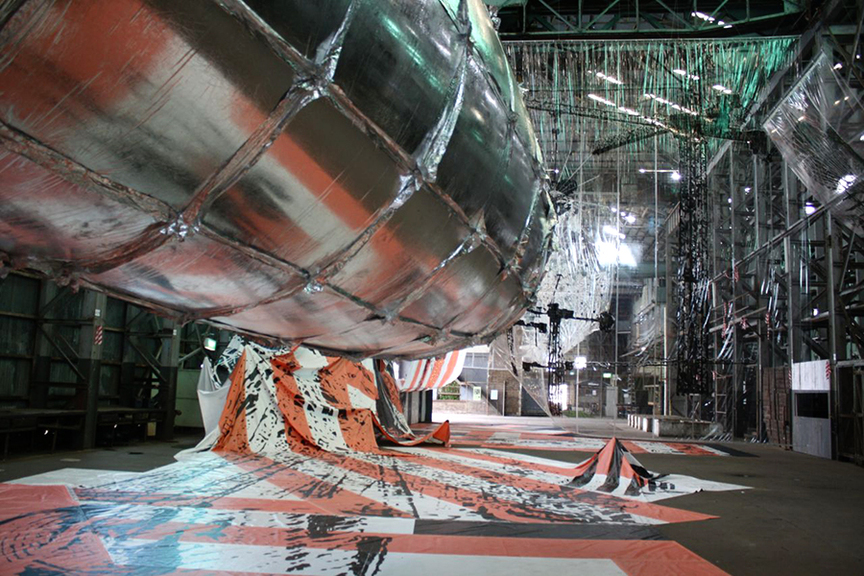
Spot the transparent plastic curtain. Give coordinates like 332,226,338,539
520,210,612,365
497,37,796,419
764,52,864,235
505,38,797,189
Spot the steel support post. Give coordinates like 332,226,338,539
78,290,107,449
157,319,181,441
825,213,845,459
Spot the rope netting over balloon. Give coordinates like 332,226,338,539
495,37,796,415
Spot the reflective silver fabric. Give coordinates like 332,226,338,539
0,0,552,358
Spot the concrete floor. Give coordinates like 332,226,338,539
2,420,863,575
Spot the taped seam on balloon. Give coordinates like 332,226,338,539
214,0,316,78
216,0,520,280
196,226,307,279
414,7,470,184
185,281,308,323
505,177,551,278
378,230,488,322
0,122,173,221
76,278,194,321
313,0,361,81
313,173,423,283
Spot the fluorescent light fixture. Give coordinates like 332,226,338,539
624,214,636,224
643,93,699,116
797,115,805,122
203,337,217,351
671,171,682,181
744,186,751,193
595,71,623,85
587,93,616,107
602,372,613,378
638,168,646,173
574,356,587,370
812,308,820,316
836,174,857,195
804,202,816,215
834,62,843,70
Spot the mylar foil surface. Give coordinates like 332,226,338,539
0,0,552,358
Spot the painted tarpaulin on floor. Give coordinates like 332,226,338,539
414,422,733,455
1,446,736,575
0,346,741,575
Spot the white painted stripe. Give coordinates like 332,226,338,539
87,503,416,534
631,441,682,455
431,350,466,390
105,537,362,575
87,459,293,499
482,437,608,450
487,432,521,443
692,444,730,456
347,451,663,525
265,452,490,521
348,384,377,412
394,447,568,484
105,538,628,576
10,468,142,488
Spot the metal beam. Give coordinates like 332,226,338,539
537,0,579,32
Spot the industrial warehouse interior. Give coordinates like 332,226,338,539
1,0,864,574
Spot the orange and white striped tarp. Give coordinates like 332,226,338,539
0,343,745,575
198,342,450,455
399,349,467,392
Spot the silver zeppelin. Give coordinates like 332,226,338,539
0,0,553,358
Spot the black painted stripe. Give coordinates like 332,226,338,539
412,519,665,541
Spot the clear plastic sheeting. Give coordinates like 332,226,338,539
500,37,797,413
0,0,552,359
764,52,864,235
196,357,229,437
521,210,613,365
